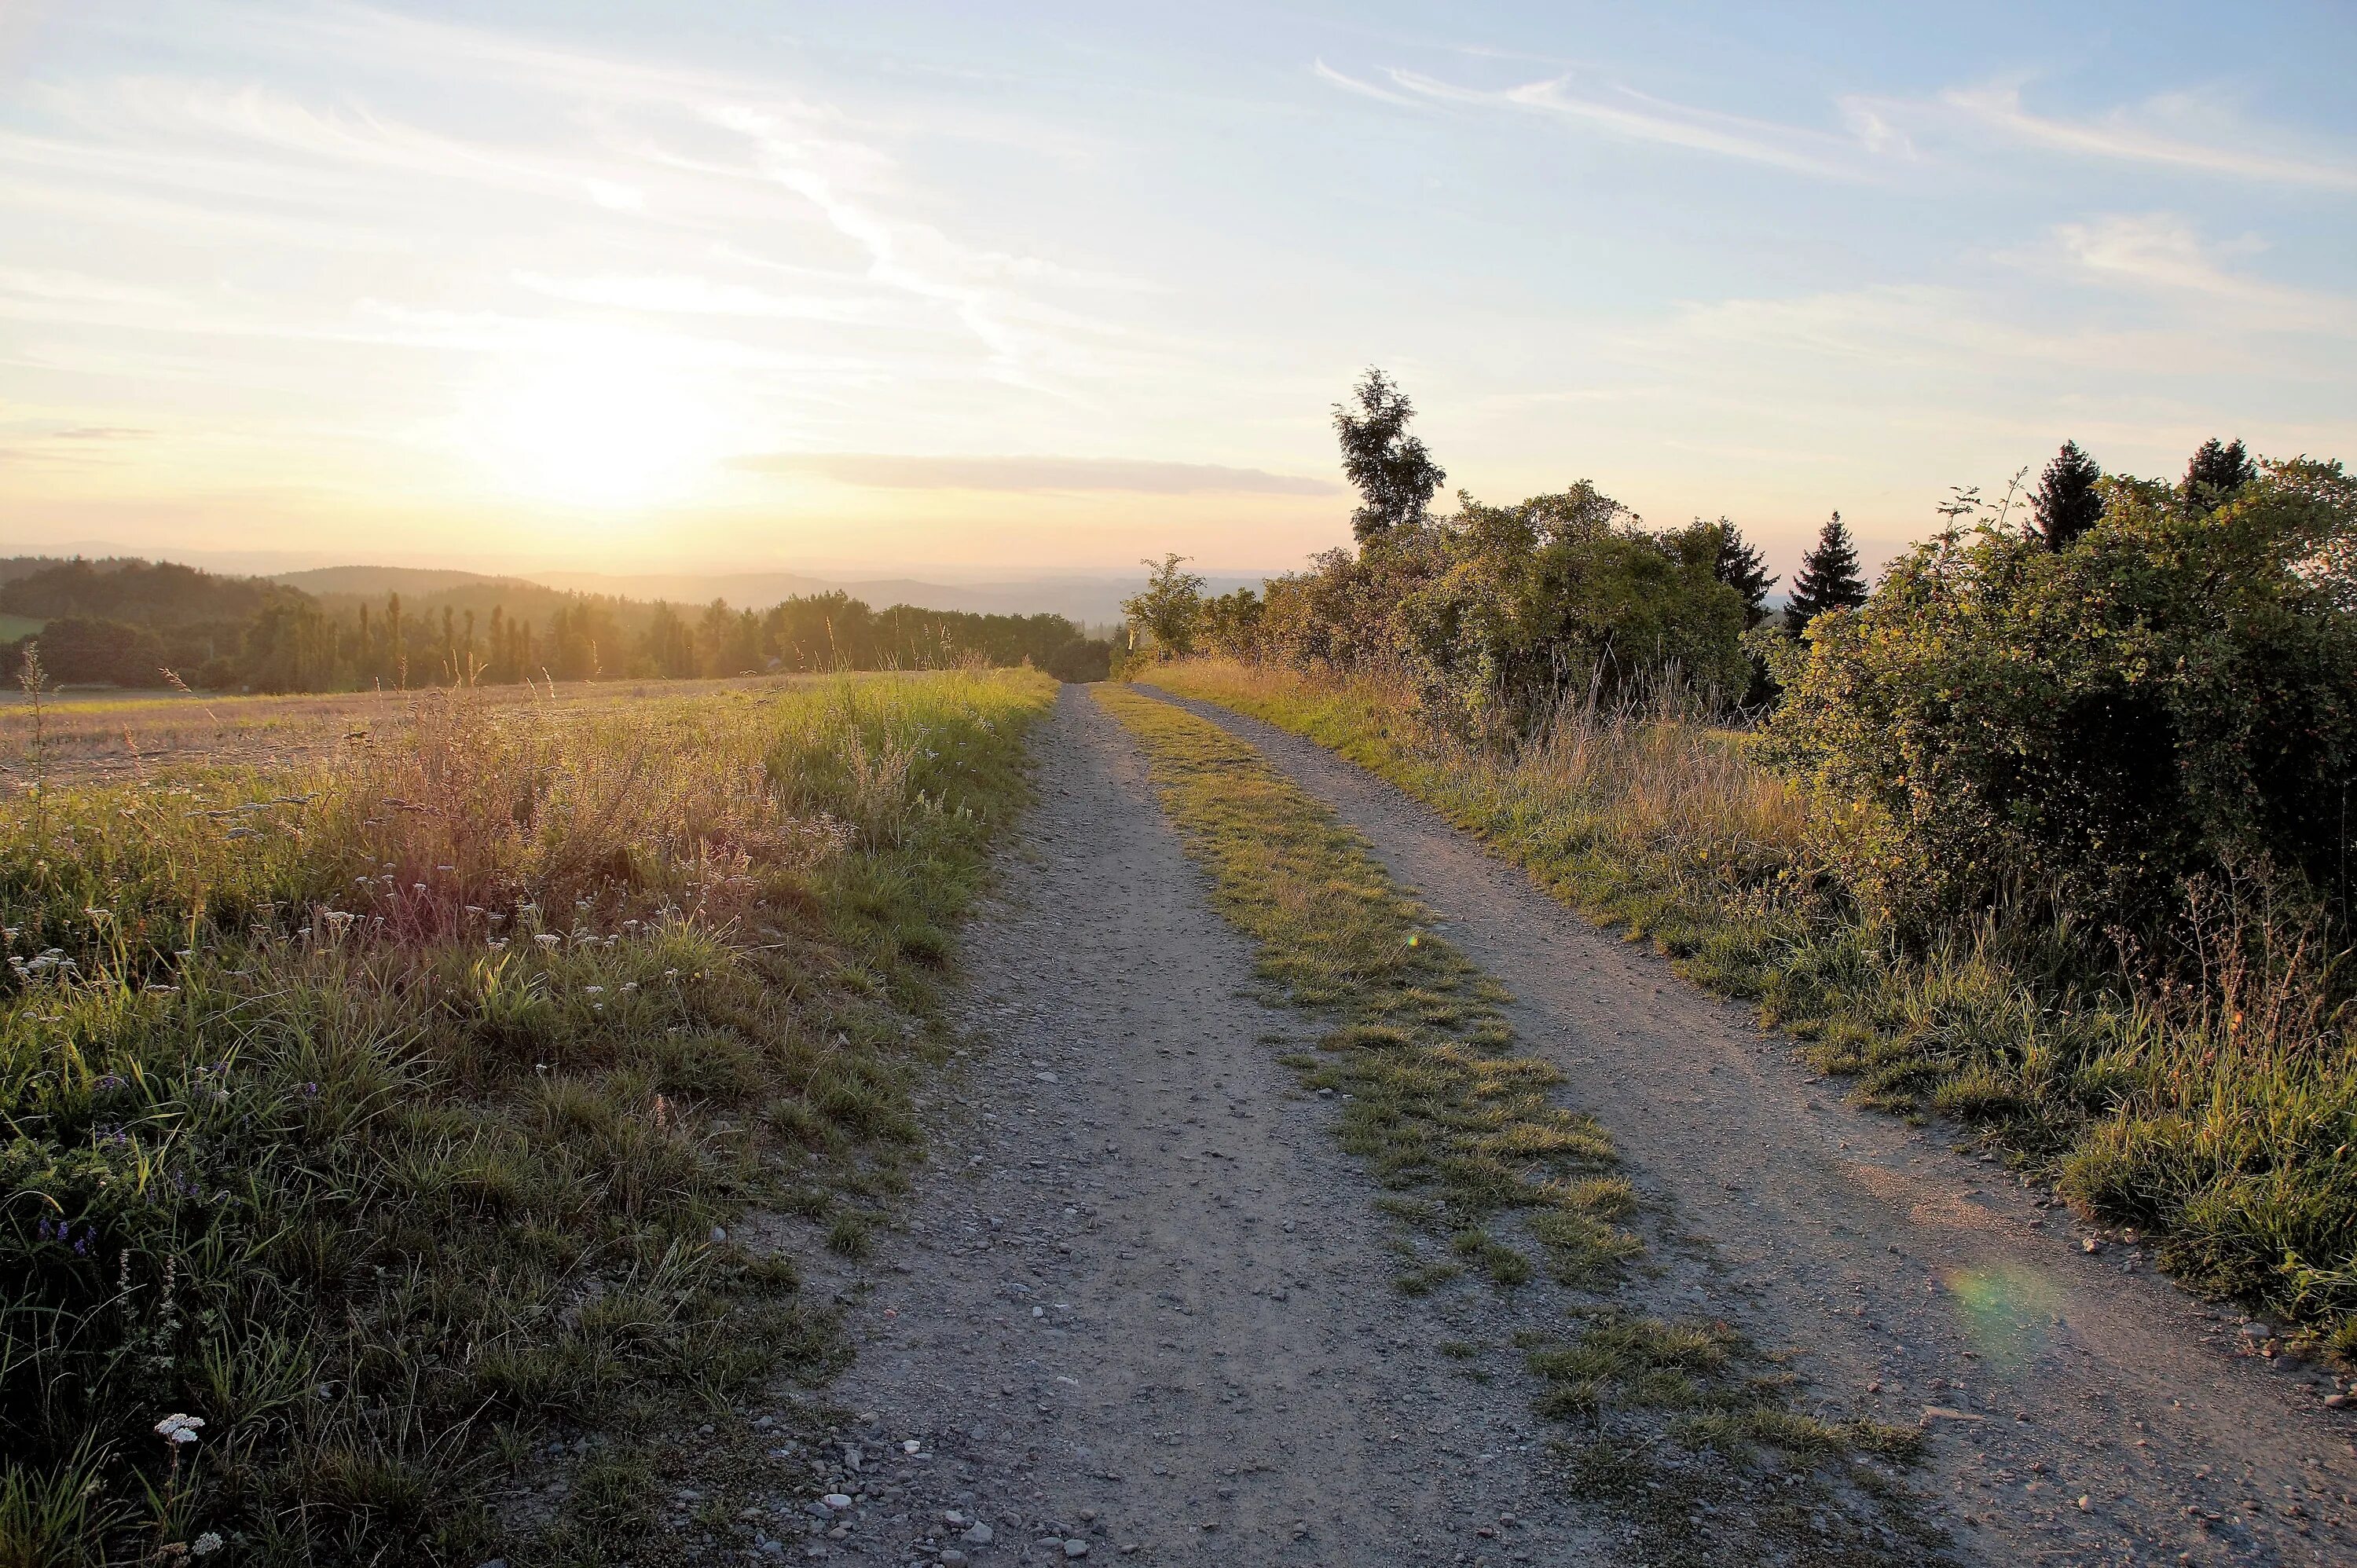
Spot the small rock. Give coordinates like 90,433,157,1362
940,1554,969,1566
2240,1321,2275,1342
2077,1496,2092,1511
2081,1238,2102,1254
963,1523,994,1544
2324,1393,2348,1409
1065,1543,1091,1559
710,1225,728,1244
822,1493,853,1510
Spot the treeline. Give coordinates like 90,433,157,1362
0,559,1111,691
1130,370,2356,945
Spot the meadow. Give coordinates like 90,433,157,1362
1145,658,2357,1357
0,668,1057,1565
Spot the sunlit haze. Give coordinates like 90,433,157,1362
2,0,2352,582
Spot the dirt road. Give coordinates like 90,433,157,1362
1144,685,2357,1566
818,687,1609,1565
794,686,2355,1567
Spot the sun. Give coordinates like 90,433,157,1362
466,335,726,510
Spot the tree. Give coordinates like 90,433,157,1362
1785,512,1868,634
2183,437,2256,515
1698,517,1776,628
1334,367,1446,544
2031,441,2104,550
1122,554,1207,658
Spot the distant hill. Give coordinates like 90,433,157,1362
273,566,548,598
0,558,299,629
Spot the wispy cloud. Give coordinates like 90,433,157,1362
732,453,1337,495
1317,62,1867,178
1856,81,2357,191
2035,213,2357,334
1311,60,1425,110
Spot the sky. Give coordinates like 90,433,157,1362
0,0,2352,585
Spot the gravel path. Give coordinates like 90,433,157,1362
813,687,1615,1566
1140,685,2357,1568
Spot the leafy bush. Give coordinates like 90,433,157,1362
1240,490,1747,742
1758,460,2357,941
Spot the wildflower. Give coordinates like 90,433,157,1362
191,1533,223,1557
437,865,456,874
582,985,604,996
224,826,258,840
412,883,427,896
155,1412,205,1444
533,934,560,950
618,981,638,993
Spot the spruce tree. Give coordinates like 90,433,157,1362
2183,437,2256,515
1706,518,1776,628
1785,511,1868,635
2031,441,2104,550
1333,368,1446,544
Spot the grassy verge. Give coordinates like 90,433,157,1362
1142,658,2357,1359
1,669,1058,1566
1094,683,1938,1567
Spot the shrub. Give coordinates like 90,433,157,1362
1757,459,2357,942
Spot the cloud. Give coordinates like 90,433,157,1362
2037,213,2357,333
49,427,151,440
1318,63,1867,178
1867,82,2357,191
732,453,1337,495
1312,60,1425,110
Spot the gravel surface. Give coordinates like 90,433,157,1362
752,683,2357,1568
1142,684,2357,1568
812,688,1615,1566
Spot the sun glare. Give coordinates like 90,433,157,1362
467,339,725,509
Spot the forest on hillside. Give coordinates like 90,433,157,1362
0,558,1113,690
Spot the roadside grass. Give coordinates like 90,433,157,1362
1144,658,2357,1359
0,669,1057,1566
1094,683,1937,1567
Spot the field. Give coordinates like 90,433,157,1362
0,676,846,790
0,668,1058,1563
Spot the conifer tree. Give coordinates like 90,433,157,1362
1785,511,1868,635
1333,368,1446,544
2182,437,2256,515
1706,518,1776,628
2030,440,2104,550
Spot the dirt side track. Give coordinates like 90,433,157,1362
1138,684,2357,1567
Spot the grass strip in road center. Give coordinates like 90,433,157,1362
1095,683,1942,1568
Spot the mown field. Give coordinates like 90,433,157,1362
0,675,841,790
1145,658,2357,1359
0,669,1057,1565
